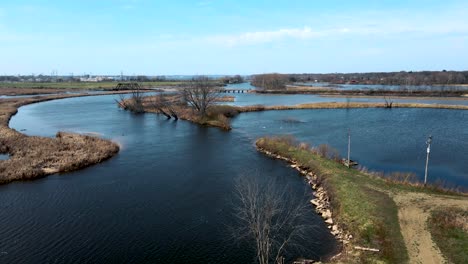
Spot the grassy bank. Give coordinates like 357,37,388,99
0,92,122,184
255,136,468,263
256,136,408,263
428,208,468,264
256,88,468,98
253,102,468,111
320,94,468,101
192,102,468,117
128,99,468,132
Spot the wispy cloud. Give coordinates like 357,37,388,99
205,27,322,46
198,13,468,47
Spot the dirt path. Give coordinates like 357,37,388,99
392,192,468,264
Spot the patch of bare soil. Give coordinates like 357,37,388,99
393,192,468,264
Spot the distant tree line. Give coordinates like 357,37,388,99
221,75,244,84
289,70,468,85
251,71,468,90
251,73,289,90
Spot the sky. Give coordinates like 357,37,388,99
0,0,467,75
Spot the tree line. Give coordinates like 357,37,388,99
251,71,468,90
290,70,468,85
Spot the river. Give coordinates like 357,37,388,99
1,92,467,263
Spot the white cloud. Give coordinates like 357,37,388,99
198,13,468,47
204,27,324,46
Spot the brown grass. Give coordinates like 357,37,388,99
125,96,468,131
255,136,467,263
121,95,235,130
0,92,122,184
236,102,468,112
426,207,468,263
256,88,468,98
0,88,67,96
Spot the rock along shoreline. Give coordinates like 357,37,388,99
256,146,353,261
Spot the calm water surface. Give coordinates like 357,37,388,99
2,93,467,263
233,108,468,187
3,94,338,263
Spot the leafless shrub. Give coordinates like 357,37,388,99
231,176,315,264
383,96,393,108
150,93,179,120
116,89,144,113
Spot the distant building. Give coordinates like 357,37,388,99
79,76,109,82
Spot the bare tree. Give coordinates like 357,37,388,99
181,76,221,116
115,88,144,113
231,176,314,264
383,96,393,108
150,93,178,120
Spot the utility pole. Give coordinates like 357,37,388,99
424,135,432,186
347,128,351,168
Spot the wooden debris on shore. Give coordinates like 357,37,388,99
342,158,358,167
354,246,380,252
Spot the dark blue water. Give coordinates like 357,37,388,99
3,93,468,263
233,108,468,187
2,95,337,263
225,82,256,90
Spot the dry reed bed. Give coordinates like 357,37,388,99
236,102,468,112
122,95,234,130
0,93,124,184
0,88,67,96
319,94,468,101
255,89,467,97
131,96,468,131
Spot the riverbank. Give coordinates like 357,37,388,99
255,88,468,98
237,101,468,112
0,92,127,184
119,94,234,130
319,94,468,101
255,136,467,263
130,96,468,131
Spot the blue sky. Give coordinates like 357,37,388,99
0,0,467,75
